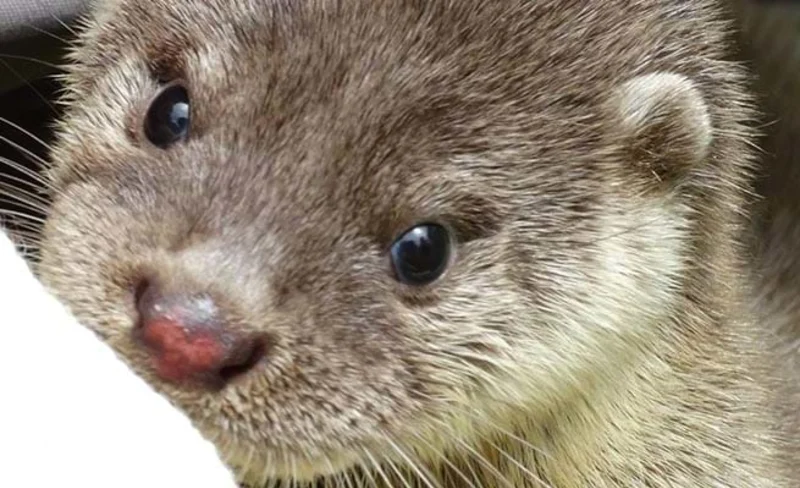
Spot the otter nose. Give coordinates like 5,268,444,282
133,280,266,389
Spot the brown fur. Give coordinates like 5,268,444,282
36,0,796,486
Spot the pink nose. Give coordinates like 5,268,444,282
133,280,266,389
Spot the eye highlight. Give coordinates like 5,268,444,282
390,223,452,286
143,82,191,149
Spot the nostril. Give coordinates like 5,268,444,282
217,337,268,384
133,277,153,320
134,279,149,303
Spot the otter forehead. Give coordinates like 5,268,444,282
60,1,654,251
65,0,674,154
62,0,735,171
73,0,727,98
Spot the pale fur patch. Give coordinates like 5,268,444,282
0,229,237,488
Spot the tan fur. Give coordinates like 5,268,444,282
35,0,796,486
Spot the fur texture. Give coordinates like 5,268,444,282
36,0,797,486
0,229,237,487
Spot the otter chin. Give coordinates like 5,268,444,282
36,0,797,486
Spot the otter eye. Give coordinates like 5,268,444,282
143,83,190,148
390,223,451,285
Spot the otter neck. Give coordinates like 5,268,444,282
415,316,775,487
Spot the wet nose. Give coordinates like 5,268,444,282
133,280,266,389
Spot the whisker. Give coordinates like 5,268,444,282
21,22,73,45
0,58,59,116
0,215,45,237
0,170,50,197
0,184,51,211
0,134,51,170
0,157,51,190
427,419,516,488
260,449,276,488
356,462,372,488
3,238,42,258
481,438,554,488
0,209,47,225
444,405,553,462
0,219,39,239
0,54,65,72
284,450,295,488
340,462,359,488
2,226,41,242
356,449,381,488
451,452,484,488
408,424,488,488
384,436,440,488
0,211,46,235
0,203,47,222
290,453,298,488
404,390,559,487
340,471,354,488
239,445,257,486
277,450,288,488
0,116,56,152
382,455,413,488
51,14,80,38
362,448,395,488
405,430,480,488
321,454,340,488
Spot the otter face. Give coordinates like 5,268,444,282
37,0,752,484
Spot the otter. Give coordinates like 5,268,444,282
35,0,798,486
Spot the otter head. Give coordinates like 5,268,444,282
38,0,753,485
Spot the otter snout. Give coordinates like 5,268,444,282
133,279,268,390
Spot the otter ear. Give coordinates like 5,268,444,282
607,72,712,183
